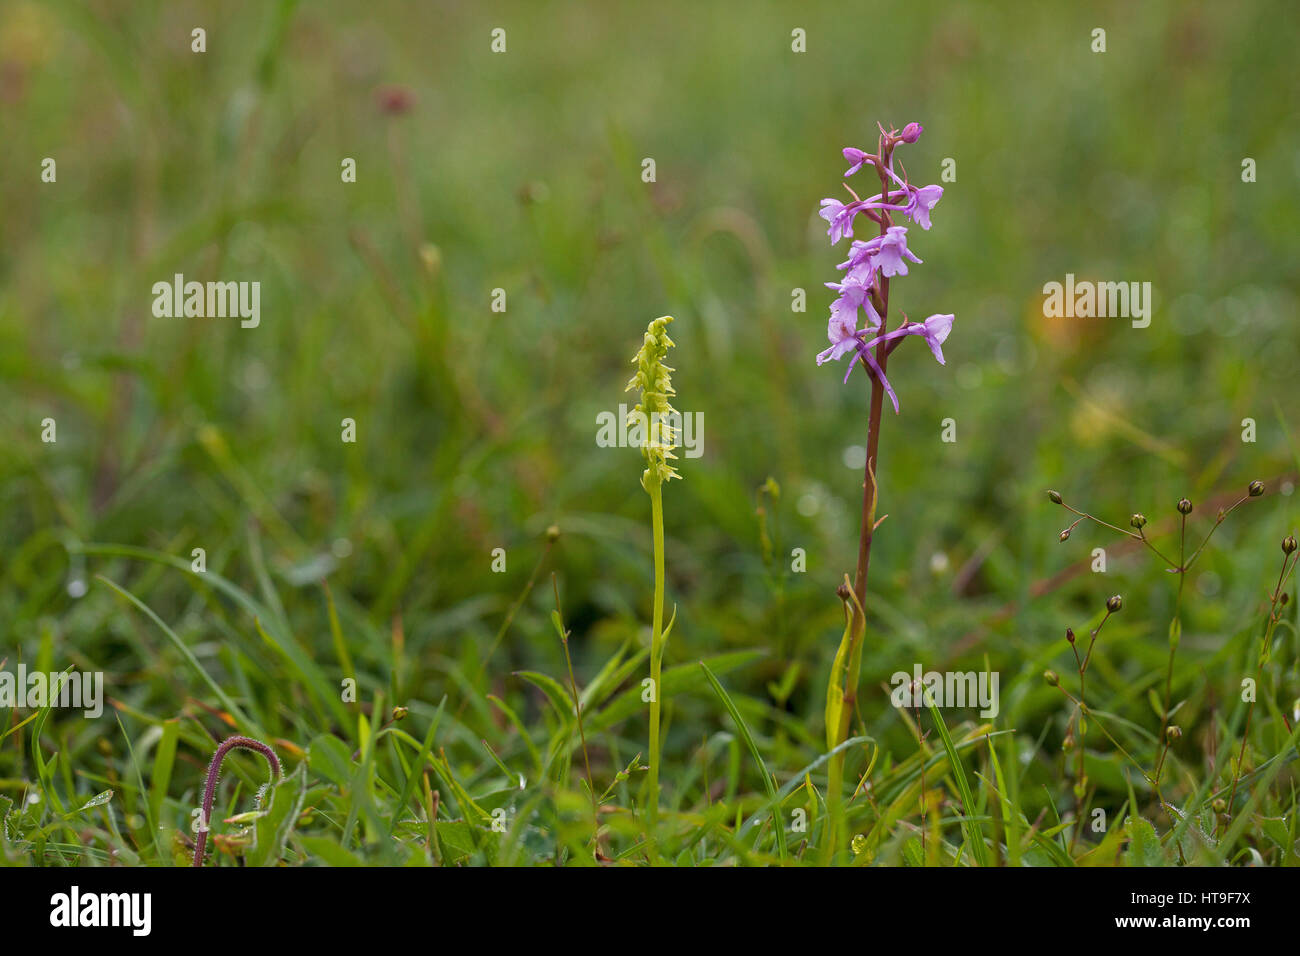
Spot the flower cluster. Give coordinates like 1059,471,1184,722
815,122,953,411
626,315,681,489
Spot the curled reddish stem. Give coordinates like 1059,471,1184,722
192,735,281,868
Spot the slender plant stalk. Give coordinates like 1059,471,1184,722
647,482,666,837
851,141,896,613
1223,545,1298,831
823,574,866,863
554,575,597,827
1154,524,1188,785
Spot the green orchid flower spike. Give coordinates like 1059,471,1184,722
626,315,680,856
626,315,681,490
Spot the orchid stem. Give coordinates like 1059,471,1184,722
646,480,666,859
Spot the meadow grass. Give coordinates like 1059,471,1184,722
2,0,1299,866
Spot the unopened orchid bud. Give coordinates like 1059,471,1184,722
900,122,923,143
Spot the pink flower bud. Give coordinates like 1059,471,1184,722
900,122,923,143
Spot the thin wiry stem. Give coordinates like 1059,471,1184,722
1183,495,1250,573
1057,502,1178,568
553,575,597,830
1222,550,1299,832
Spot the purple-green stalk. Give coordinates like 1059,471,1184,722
192,735,281,868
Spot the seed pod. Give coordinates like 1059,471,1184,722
1249,480,1265,497
1065,627,1075,644
1177,498,1193,515
1284,535,1298,555
1059,529,1071,542
1130,513,1147,529
1043,669,1060,687
1048,490,1063,504
1106,594,1123,613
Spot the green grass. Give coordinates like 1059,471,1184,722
2,0,1299,866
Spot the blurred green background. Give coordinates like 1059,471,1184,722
2,0,1298,854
